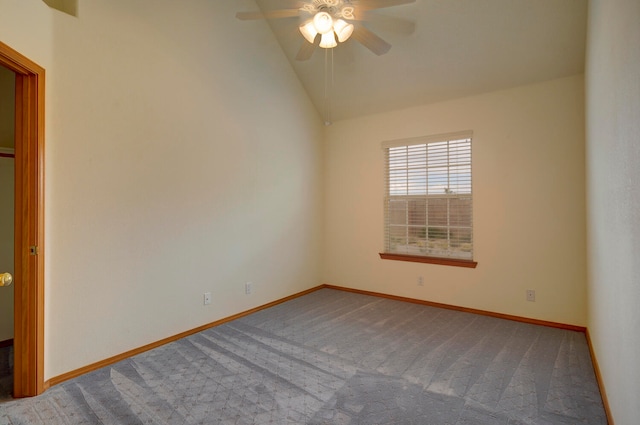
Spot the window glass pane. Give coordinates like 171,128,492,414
388,225,408,250
408,226,426,243
449,164,471,194
389,200,407,225
450,227,472,246
427,198,447,226
427,168,448,194
450,228,472,259
449,197,472,227
449,139,471,162
427,226,448,241
408,199,426,226
427,142,448,167
407,168,427,195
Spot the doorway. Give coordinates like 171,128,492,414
0,41,45,398
0,64,16,398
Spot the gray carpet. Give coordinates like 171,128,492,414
0,288,606,424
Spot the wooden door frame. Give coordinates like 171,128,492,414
0,41,45,397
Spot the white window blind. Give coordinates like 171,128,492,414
383,132,473,260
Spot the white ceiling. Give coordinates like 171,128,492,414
250,0,587,123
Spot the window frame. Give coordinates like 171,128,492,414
379,131,477,268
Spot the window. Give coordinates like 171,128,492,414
380,131,476,268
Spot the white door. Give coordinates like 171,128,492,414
0,154,14,343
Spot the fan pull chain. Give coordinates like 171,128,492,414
323,47,334,126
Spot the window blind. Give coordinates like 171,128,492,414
383,132,473,260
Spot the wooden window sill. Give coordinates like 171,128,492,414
379,253,478,268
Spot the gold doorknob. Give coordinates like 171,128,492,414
0,272,12,287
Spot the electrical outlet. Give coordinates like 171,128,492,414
526,289,535,302
245,282,252,295
204,292,212,305
417,276,424,286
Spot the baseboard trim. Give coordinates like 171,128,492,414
45,284,594,393
43,283,613,422
323,284,587,332
585,329,614,425
46,285,326,388
0,338,13,348
328,284,615,420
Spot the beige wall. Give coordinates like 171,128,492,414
586,0,640,423
323,75,587,326
0,66,14,149
1,0,324,379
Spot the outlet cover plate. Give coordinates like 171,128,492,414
526,290,535,302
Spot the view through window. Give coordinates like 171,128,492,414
383,132,473,261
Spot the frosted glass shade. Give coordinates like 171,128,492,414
313,11,334,34
333,19,354,42
299,21,318,44
319,32,337,48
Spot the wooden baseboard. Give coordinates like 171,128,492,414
46,285,326,388
0,338,13,348
585,329,614,425
43,283,613,423
323,286,616,420
322,284,587,332
45,283,596,399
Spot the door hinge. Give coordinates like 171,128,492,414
29,245,39,256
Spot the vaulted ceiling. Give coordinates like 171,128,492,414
250,0,587,122
42,0,587,124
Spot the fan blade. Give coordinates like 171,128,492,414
354,0,416,11
353,12,415,35
351,25,391,55
256,0,305,8
235,9,300,20
295,34,320,61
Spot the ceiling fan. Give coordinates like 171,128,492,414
236,0,416,61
